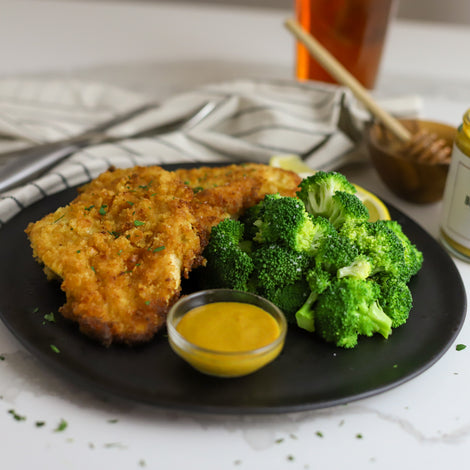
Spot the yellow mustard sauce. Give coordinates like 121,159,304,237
174,302,284,377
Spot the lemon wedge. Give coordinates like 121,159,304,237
354,184,390,222
269,154,390,222
270,154,314,175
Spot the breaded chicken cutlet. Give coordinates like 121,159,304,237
25,163,301,346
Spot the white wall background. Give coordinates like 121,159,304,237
397,0,470,25
105,0,470,25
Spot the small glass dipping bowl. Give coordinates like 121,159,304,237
167,289,287,378
366,119,456,204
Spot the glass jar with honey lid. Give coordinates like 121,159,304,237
440,108,470,262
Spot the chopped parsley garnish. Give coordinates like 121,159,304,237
104,442,126,449
456,344,467,351
152,246,165,252
126,201,134,206
53,215,65,224
134,220,145,227
8,409,26,421
50,344,60,354
43,312,55,323
54,419,68,432
192,186,204,194
139,180,153,191
99,205,107,215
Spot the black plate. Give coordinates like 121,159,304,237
0,165,466,414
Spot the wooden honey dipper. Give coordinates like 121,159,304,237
285,18,451,164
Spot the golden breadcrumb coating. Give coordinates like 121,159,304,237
26,163,301,346
175,163,301,233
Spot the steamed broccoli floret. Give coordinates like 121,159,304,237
314,278,392,348
250,243,310,291
263,279,310,323
309,215,337,254
341,220,407,279
203,218,254,291
250,244,311,320
252,194,318,254
337,256,373,280
239,198,266,240
328,191,369,228
315,233,361,274
375,274,413,327
295,265,332,332
201,168,421,350
297,171,357,216
382,220,423,281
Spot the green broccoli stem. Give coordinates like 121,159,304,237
368,302,392,339
295,291,318,332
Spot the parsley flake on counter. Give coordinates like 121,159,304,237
50,344,60,354
35,421,46,427
456,344,467,351
54,419,68,432
104,442,127,449
8,409,26,421
0,355,5,361
316,431,324,438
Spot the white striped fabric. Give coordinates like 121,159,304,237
0,78,419,227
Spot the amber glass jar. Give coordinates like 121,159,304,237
295,0,396,89
440,109,470,262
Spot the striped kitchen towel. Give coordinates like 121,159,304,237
0,78,420,226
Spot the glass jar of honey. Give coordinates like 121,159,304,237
295,0,396,89
440,109,470,262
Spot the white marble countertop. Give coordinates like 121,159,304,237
0,1,469,469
